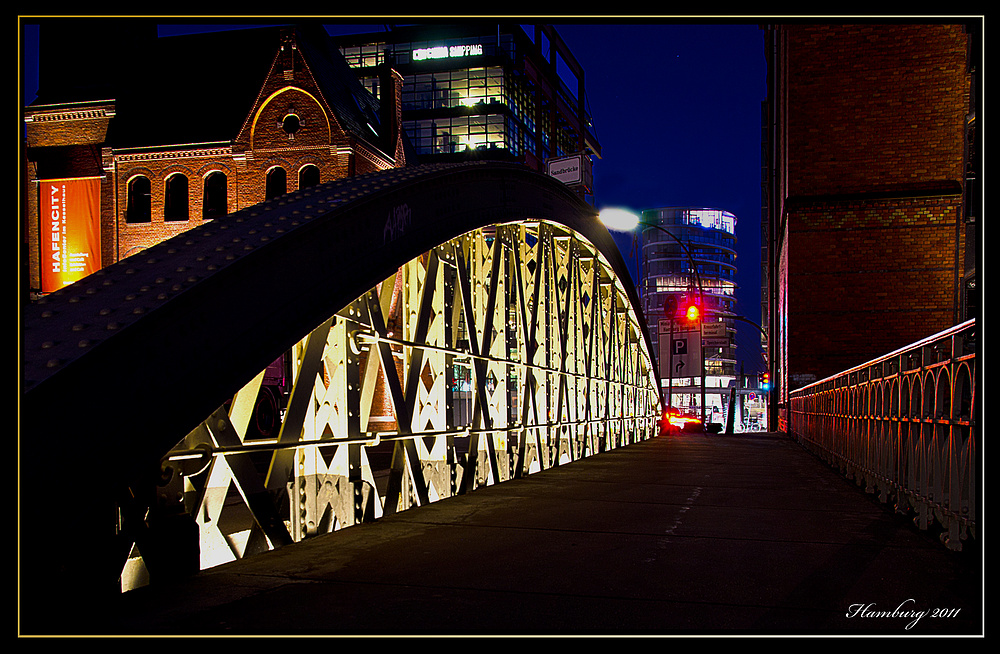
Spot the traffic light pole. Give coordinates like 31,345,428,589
700,316,706,425
600,211,711,426
668,314,675,412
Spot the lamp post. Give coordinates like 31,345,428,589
600,208,707,425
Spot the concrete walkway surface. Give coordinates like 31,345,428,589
36,432,982,637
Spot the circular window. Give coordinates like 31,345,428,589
282,114,301,135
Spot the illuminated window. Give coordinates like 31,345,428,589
125,175,151,224
404,114,507,156
202,171,227,220
266,167,287,200
164,173,189,222
402,67,505,111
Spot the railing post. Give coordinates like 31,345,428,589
788,321,976,551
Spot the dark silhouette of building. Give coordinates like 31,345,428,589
761,22,980,430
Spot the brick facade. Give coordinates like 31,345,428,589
785,24,970,199
24,25,406,296
787,195,964,380
763,23,977,423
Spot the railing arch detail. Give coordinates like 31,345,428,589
789,320,977,551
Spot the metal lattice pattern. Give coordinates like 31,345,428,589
21,162,659,604
788,320,976,551
132,220,658,587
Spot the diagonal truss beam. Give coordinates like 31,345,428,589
21,163,661,617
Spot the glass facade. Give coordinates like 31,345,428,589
337,24,599,172
641,206,739,388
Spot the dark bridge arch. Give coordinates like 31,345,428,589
22,161,659,622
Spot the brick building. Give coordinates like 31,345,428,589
761,22,980,430
23,21,411,296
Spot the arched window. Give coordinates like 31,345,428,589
125,175,151,223
164,173,189,221
203,171,228,219
266,167,287,200
299,164,320,189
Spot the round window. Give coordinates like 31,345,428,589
282,114,301,135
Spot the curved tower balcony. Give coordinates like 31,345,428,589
639,207,739,378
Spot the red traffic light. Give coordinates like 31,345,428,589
685,304,700,322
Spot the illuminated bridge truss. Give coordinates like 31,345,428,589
154,220,658,588
21,162,660,604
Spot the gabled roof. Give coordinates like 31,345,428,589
28,21,393,153
291,23,385,146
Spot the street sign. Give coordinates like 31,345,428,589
702,337,730,348
658,330,701,378
546,153,592,191
702,322,727,338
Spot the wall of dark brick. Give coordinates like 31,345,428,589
777,23,971,385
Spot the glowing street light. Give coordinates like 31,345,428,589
599,207,707,426
598,207,642,232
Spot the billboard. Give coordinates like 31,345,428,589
40,177,102,292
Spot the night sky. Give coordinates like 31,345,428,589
20,18,767,373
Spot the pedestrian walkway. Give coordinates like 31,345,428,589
81,432,983,637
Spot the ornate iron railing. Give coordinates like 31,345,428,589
788,320,976,550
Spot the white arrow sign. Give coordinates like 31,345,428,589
658,330,701,378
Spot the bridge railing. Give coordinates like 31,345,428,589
788,319,977,551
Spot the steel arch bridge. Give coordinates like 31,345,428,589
21,161,661,616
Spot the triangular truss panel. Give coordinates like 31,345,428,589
22,162,663,621
110,220,659,591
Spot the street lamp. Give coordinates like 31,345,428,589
600,208,707,425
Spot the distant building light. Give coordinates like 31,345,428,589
413,43,483,61
685,209,736,235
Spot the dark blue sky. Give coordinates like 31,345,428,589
553,22,767,371
21,19,767,371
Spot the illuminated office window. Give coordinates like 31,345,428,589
404,114,507,156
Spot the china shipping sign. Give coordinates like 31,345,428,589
40,177,101,292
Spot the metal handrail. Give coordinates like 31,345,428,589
788,320,976,551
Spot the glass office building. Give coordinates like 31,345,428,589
336,23,601,182
640,207,739,422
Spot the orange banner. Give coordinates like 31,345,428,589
40,177,101,292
